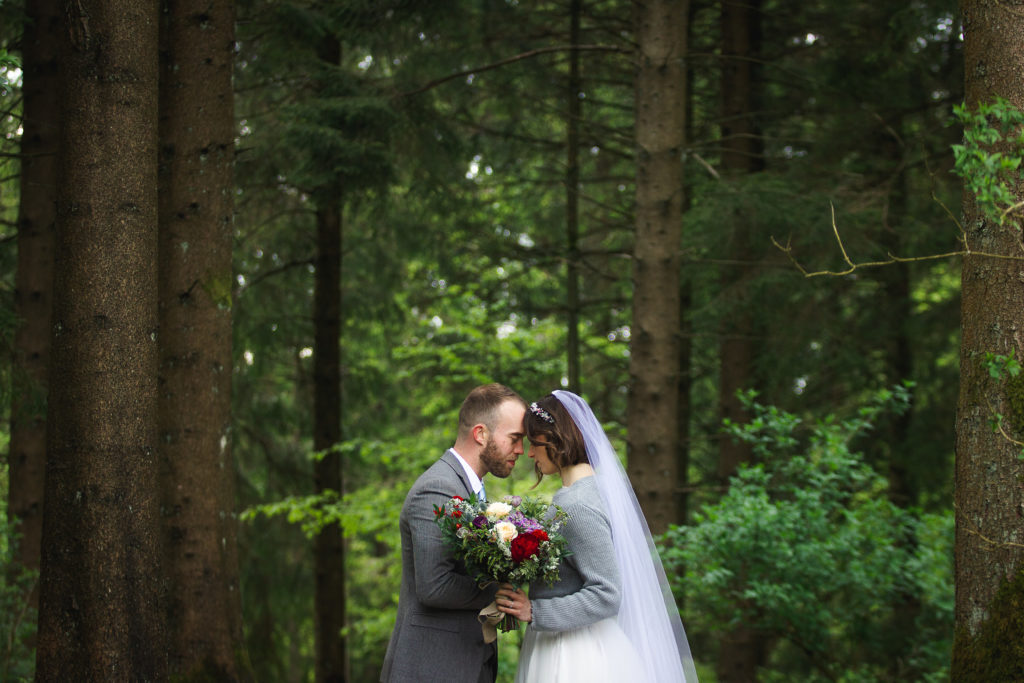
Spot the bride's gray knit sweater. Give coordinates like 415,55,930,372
528,476,622,631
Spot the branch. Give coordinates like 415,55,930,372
955,502,1024,551
984,396,1024,451
772,202,1024,278
399,44,629,97
237,258,314,295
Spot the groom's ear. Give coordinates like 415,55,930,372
472,424,488,445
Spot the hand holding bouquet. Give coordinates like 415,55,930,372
433,494,570,638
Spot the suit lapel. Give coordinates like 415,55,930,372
441,449,474,498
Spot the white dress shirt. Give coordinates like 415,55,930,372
450,448,485,500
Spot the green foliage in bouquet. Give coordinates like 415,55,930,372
434,495,571,589
660,385,953,682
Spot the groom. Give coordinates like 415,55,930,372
380,383,527,683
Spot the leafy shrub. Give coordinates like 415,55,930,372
660,386,953,682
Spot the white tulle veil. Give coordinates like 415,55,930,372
553,390,699,682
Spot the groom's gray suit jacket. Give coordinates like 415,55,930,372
380,450,498,683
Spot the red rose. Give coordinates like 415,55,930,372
452,496,464,501
456,523,462,529
511,533,541,563
531,529,549,542
453,510,462,518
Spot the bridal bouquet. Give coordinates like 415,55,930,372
434,494,570,636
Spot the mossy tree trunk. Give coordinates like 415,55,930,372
36,1,167,677
9,0,59,619
953,0,1024,677
628,0,687,535
157,0,249,677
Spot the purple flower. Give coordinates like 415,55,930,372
473,515,488,529
508,510,542,532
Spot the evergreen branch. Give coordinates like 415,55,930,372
400,44,630,97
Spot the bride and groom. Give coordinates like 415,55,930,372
379,383,698,683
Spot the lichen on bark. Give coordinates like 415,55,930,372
952,568,1024,681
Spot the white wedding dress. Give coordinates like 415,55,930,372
515,392,698,683
516,617,650,682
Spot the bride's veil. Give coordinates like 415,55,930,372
553,390,699,682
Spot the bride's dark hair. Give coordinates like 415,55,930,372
524,394,588,483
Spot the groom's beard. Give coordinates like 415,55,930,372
480,437,515,478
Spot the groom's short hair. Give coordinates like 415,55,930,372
458,383,525,437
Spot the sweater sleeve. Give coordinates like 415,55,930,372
529,500,621,631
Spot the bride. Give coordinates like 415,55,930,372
495,391,698,682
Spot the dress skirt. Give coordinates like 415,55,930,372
515,617,649,683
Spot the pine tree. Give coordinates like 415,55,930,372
36,1,167,677
953,0,1024,676
628,0,687,534
157,0,249,676
9,0,59,619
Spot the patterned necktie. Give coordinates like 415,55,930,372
479,482,487,502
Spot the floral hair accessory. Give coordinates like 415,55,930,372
529,402,555,424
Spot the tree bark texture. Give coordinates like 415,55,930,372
36,2,167,678
953,0,1024,677
314,197,347,683
628,0,686,536
716,0,764,484
9,0,60,616
157,0,248,678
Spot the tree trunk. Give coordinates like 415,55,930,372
36,2,167,678
716,1,770,679
953,0,1024,677
628,0,686,535
314,196,347,683
678,0,697,526
157,0,248,678
8,0,60,619
566,0,582,394
716,0,764,484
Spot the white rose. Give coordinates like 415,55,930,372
485,501,513,521
492,521,518,543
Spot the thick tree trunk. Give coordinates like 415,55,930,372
36,2,167,678
8,0,59,618
628,0,686,535
953,0,1024,677
157,0,248,678
314,197,347,683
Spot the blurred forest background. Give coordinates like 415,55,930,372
3,0,1022,681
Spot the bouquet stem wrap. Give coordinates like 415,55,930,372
477,600,518,643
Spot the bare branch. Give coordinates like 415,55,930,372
955,502,1024,551
772,201,1024,278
